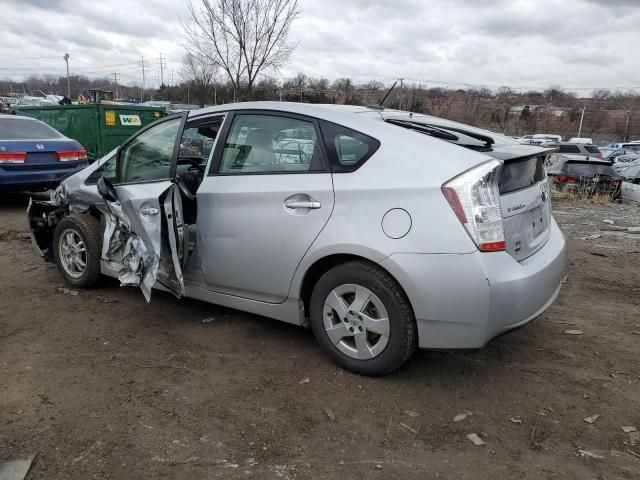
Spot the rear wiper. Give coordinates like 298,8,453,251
385,119,459,142
419,123,495,150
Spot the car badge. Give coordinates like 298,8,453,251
36,144,45,150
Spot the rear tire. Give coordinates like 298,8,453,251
309,261,417,376
53,213,103,288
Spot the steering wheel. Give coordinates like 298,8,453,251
177,156,205,173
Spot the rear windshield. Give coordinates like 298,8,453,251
584,145,600,154
558,144,581,154
0,118,63,140
499,155,546,194
564,162,617,177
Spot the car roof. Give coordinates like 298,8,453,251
0,114,42,122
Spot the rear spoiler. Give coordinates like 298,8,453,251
487,144,558,162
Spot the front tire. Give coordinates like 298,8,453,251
309,261,417,376
53,213,103,288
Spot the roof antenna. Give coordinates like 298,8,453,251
367,80,398,110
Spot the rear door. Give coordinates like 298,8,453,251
107,114,187,300
196,111,334,303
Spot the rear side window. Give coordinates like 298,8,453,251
0,118,63,140
584,145,600,154
320,120,380,172
558,144,581,154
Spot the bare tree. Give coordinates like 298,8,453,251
180,53,218,106
184,0,300,100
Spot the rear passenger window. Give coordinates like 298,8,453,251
217,114,324,174
320,120,380,172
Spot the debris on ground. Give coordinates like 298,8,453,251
201,317,217,323
590,252,608,258
628,227,640,234
577,449,605,460
297,377,310,385
404,410,420,418
510,417,522,424
621,426,638,433
600,225,628,231
627,449,640,459
399,422,418,435
467,433,487,446
57,287,79,296
0,454,37,480
564,329,584,335
453,412,471,422
602,219,615,225
375,464,383,469
580,234,602,240
584,414,600,424
325,408,336,422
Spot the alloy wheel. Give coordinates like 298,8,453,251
322,283,390,360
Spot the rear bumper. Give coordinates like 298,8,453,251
380,217,566,349
0,162,88,189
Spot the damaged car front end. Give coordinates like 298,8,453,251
29,113,189,301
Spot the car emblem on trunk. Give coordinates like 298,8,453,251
36,144,44,150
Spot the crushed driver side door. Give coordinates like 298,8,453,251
100,113,188,301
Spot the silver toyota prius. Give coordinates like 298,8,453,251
29,102,566,376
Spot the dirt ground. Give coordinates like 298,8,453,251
1,192,639,479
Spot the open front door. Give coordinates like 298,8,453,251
99,113,187,301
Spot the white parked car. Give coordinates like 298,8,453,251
29,103,566,375
568,137,594,144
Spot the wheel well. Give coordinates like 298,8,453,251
299,254,411,319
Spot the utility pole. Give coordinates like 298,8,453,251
577,106,586,137
398,78,404,110
159,53,166,88
63,53,70,98
624,111,631,142
112,73,119,100
140,56,146,102
171,69,174,86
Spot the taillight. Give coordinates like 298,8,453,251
57,150,87,162
556,175,578,183
442,160,506,252
0,152,26,163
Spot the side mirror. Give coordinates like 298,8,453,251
97,176,118,202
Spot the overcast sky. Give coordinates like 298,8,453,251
0,0,638,95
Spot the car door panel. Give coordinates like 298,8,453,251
194,111,335,303
109,182,184,300
99,114,188,300
197,173,334,303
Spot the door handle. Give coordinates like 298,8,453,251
140,207,159,216
285,200,321,209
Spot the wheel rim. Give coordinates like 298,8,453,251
322,284,390,360
58,228,87,279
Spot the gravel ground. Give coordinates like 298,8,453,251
1,193,639,479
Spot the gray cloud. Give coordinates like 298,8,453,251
0,0,638,93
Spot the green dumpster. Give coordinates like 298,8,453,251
17,104,166,162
